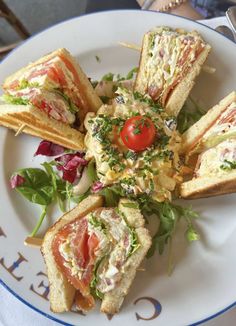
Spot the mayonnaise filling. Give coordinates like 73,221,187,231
196,139,236,177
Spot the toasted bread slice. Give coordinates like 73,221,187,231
180,173,236,199
41,195,103,313
135,27,211,116
0,104,85,150
100,198,152,314
181,91,236,154
3,48,102,114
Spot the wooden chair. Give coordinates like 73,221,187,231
0,0,30,57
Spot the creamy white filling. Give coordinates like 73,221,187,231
59,239,85,278
197,139,236,177
146,32,200,95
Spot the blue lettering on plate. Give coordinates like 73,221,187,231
30,271,49,300
134,296,162,321
0,252,28,281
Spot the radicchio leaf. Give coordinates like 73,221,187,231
10,174,25,189
34,140,65,157
55,153,87,183
91,181,104,193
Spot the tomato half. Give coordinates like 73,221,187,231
120,115,156,152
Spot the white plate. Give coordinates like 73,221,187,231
0,10,236,326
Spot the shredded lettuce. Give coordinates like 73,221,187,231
17,79,40,90
89,213,106,231
90,257,106,299
2,94,30,105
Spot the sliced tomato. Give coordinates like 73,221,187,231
52,216,100,298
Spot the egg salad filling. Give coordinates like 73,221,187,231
195,139,236,178
54,207,139,299
84,88,182,202
144,27,206,104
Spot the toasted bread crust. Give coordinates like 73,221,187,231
100,199,152,314
180,173,236,199
41,195,103,313
0,104,85,150
181,91,236,154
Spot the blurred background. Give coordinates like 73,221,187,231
0,0,236,58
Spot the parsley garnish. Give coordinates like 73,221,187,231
125,150,137,160
133,91,163,113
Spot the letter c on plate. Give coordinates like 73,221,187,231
134,296,162,321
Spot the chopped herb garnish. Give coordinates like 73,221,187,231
220,159,236,171
133,91,163,113
133,128,141,135
125,150,137,160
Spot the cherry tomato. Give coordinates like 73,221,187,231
120,115,156,152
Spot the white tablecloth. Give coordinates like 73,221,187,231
1,15,236,326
